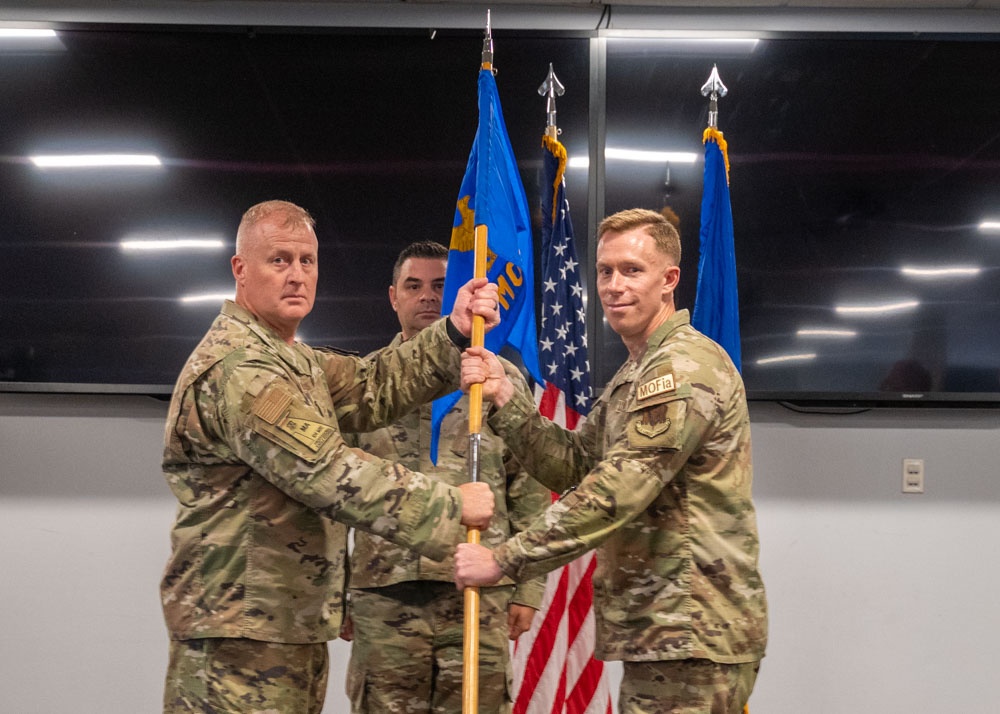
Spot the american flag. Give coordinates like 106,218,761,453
511,134,611,714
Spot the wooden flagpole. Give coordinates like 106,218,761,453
462,224,488,714
463,14,494,713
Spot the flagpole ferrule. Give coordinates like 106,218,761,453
467,433,481,483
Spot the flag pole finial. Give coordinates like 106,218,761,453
700,64,728,129
538,62,565,140
481,10,493,70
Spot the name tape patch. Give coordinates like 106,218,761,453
278,416,335,452
636,373,676,401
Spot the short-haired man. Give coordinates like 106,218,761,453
456,208,768,714
160,201,499,713
342,240,549,713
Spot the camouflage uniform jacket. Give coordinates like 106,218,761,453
161,301,470,644
347,334,548,610
488,310,768,664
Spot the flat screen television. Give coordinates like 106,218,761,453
601,34,1000,407
1,25,997,409
0,27,591,393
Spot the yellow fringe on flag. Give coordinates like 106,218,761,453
703,126,730,185
542,133,567,225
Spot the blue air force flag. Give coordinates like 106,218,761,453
692,127,742,371
432,68,543,461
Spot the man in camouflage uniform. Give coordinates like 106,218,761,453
455,208,768,714
341,241,550,714
160,200,499,714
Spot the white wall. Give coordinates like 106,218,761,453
2,393,997,713
749,403,999,713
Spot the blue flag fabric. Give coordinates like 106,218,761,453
692,127,742,371
431,68,543,462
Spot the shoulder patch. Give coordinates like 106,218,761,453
634,417,671,439
277,416,335,452
251,384,337,456
636,372,676,401
253,388,292,425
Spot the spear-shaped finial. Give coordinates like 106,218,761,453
481,10,493,70
537,63,565,139
700,64,728,129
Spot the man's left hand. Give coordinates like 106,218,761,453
507,604,537,641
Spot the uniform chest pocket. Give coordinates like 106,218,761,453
625,383,691,451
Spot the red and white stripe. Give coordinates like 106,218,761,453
509,385,611,714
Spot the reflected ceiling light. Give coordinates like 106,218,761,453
835,299,919,316
606,148,698,163
120,238,227,253
0,28,64,51
755,352,817,366
605,35,760,53
900,265,981,279
569,148,699,169
796,328,858,338
30,154,162,168
0,29,57,37
977,220,1000,233
180,292,233,304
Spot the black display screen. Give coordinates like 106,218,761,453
602,35,1000,405
1,26,998,407
0,27,590,391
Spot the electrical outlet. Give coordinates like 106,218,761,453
902,458,924,494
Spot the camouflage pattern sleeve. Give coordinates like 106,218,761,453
211,358,466,561
503,449,549,609
320,317,463,433
494,455,668,582
486,367,601,496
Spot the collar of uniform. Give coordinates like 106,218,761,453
388,332,406,350
645,308,690,355
220,300,314,376
603,309,690,397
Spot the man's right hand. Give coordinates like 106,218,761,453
454,542,504,589
449,278,501,338
458,482,494,529
461,346,514,408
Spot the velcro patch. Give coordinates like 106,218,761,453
634,417,671,439
277,416,335,453
253,388,292,425
636,373,675,401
